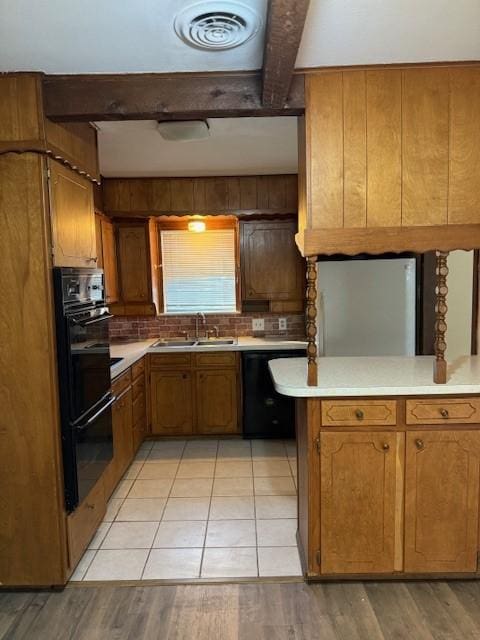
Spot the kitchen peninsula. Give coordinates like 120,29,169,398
270,355,480,580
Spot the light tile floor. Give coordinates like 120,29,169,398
71,438,301,581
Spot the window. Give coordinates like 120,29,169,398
161,228,237,314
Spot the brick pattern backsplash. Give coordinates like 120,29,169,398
109,313,306,341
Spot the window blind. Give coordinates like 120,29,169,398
161,229,237,314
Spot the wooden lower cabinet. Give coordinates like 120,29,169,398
404,430,480,573
150,370,194,435
320,431,401,574
149,352,239,436
104,388,133,498
196,369,238,434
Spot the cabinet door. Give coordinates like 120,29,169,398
104,389,133,497
196,369,238,434
49,162,96,267
405,430,480,573
320,431,401,574
101,218,119,303
150,370,194,435
241,221,303,301
95,214,103,269
117,224,150,302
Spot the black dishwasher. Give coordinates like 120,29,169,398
242,350,306,439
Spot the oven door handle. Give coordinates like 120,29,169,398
75,394,117,431
72,313,113,327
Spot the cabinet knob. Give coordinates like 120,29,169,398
415,439,424,450
85,503,95,510
382,443,390,452
440,408,449,418
355,409,364,420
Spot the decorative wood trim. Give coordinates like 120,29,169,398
306,256,317,386
262,0,310,109
472,250,479,355
295,60,480,75
43,72,305,122
433,251,449,384
296,225,480,257
0,147,100,184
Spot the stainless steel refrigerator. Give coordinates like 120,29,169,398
316,258,417,357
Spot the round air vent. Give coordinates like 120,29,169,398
174,1,261,51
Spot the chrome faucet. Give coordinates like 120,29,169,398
195,312,206,339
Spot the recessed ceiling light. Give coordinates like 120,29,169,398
174,1,262,51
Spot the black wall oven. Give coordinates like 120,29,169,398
53,267,114,512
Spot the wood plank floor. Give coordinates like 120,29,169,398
2,580,480,639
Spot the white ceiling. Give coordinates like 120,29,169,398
297,0,480,68
1,0,479,74
97,117,298,177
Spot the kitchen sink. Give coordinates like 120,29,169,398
196,338,237,346
152,339,197,347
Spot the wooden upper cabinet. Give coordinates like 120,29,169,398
404,430,480,573
112,219,161,314
299,65,480,255
196,369,238,435
48,161,96,268
320,431,402,574
100,218,119,304
241,220,303,303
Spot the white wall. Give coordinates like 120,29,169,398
446,250,474,361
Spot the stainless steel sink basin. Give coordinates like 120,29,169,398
152,339,197,347
196,338,237,346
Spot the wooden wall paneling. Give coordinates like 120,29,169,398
128,179,152,212
193,178,207,211
267,175,287,209
285,174,298,210
448,67,480,224
306,73,344,228
205,178,229,210
239,176,258,209
343,71,367,228
103,180,131,211
226,177,241,210
404,430,480,573
366,70,402,227
151,179,172,211
170,178,194,211
0,74,43,144
44,121,99,181
402,68,449,226
256,176,270,209
0,154,67,586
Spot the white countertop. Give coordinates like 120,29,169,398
268,355,480,397
110,337,307,379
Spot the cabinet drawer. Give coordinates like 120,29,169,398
322,400,397,427
132,375,145,400
195,352,237,368
112,368,132,396
406,398,480,425
150,353,192,368
67,478,105,571
131,357,145,381
133,391,146,426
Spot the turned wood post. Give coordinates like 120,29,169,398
433,250,449,384
306,256,318,386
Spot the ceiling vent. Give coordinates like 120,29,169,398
174,1,261,51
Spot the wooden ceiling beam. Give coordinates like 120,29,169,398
262,0,310,109
43,72,304,122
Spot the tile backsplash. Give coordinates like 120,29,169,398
110,313,306,341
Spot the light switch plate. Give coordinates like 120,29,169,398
278,317,287,331
252,318,265,331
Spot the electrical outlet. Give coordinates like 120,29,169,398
278,317,287,331
252,318,265,331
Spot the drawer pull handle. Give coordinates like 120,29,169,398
415,439,424,450
85,503,95,510
382,443,390,452
355,409,364,420
440,408,449,418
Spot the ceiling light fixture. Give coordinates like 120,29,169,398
157,120,210,141
188,220,207,233
174,1,261,51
